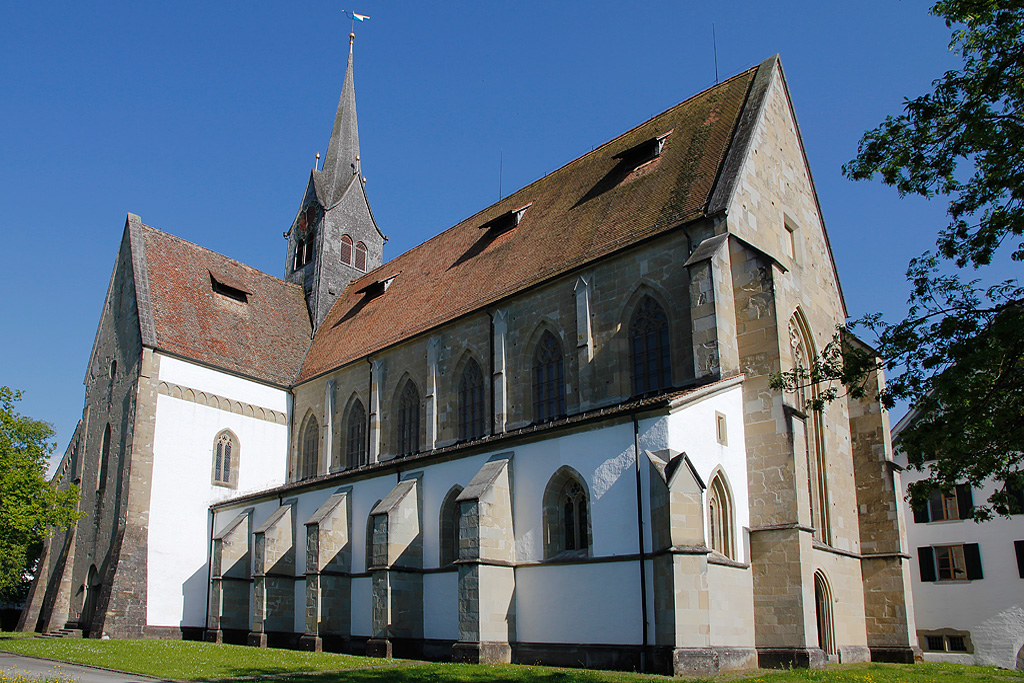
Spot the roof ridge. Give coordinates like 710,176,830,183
139,223,302,290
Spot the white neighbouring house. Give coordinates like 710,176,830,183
893,412,1024,670
22,47,919,676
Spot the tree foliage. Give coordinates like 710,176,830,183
0,387,82,603
772,0,1024,519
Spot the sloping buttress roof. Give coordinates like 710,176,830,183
139,224,312,386
298,63,760,383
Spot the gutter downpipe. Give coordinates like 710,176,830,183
633,411,649,672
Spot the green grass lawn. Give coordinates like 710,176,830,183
1,633,1022,683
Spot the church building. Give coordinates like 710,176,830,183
21,42,919,675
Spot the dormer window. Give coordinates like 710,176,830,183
355,274,396,301
613,131,672,170
210,274,248,303
479,204,531,236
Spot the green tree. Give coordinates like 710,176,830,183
0,387,82,602
773,0,1023,519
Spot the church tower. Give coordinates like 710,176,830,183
285,33,384,331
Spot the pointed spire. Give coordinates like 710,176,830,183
321,32,361,207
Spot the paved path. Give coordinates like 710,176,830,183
0,651,168,683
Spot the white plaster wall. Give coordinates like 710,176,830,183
147,360,289,628
423,572,458,640
158,354,288,413
898,462,1024,669
659,384,750,563
512,420,640,561
515,561,642,644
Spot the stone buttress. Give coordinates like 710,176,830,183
250,501,297,647
300,488,353,652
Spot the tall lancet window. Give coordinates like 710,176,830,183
533,331,566,423
300,414,320,480
789,312,831,545
212,430,239,488
397,382,420,457
629,295,672,395
458,358,485,441
345,399,366,468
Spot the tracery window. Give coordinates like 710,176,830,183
629,295,672,395
707,473,734,559
439,485,464,566
789,312,831,545
212,430,239,488
561,480,588,552
340,235,353,265
300,414,320,480
458,358,485,441
355,241,367,271
397,382,420,456
543,467,591,558
345,399,366,469
532,331,566,423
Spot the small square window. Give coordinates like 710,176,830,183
925,636,945,651
783,220,797,261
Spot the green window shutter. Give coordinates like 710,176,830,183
1014,540,1024,579
918,546,936,582
964,543,984,580
929,489,944,522
956,484,974,520
913,502,930,524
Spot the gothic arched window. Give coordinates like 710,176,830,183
97,423,111,491
340,235,353,265
345,399,366,469
294,204,320,269
458,358,485,441
439,485,464,566
789,312,831,545
542,467,591,558
533,331,566,423
707,473,734,559
300,414,320,480
629,295,672,396
397,382,420,456
212,430,239,488
355,241,367,271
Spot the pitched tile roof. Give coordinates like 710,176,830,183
297,65,759,383
139,224,312,386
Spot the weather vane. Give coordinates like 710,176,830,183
342,9,369,34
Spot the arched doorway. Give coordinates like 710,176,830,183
814,570,836,659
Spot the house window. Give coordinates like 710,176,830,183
355,241,367,271
912,484,974,523
708,474,734,559
212,430,239,488
439,486,464,566
918,543,984,581
397,382,420,456
300,415,319,480
629,296,671,395
532,331,566,423
341,235,353,265
542,467,591,558
345,399,366,468
458,358,485,441
1015,540,1024,579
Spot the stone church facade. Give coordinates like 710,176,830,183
21,47,918,675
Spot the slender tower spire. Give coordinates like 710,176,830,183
320,33,361,207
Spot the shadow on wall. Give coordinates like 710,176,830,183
182,563,210,630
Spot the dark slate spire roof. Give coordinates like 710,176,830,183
319,33,361,208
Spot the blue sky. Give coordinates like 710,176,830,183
0,1,979,464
